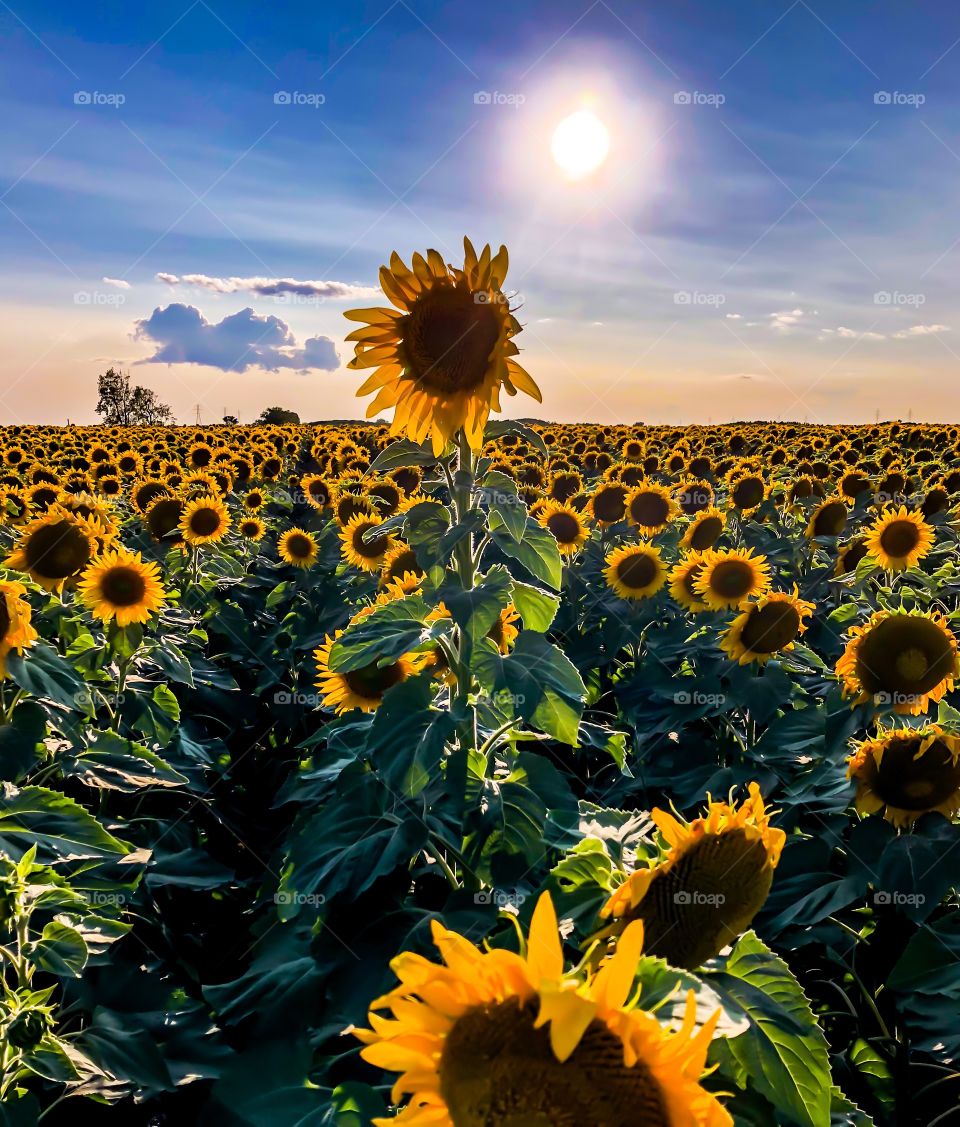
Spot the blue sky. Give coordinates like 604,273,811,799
3,0,960,424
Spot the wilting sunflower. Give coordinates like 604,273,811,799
865,505,935,571
681,507,726,552
835,536,870,576
669,552,711,613
694,548,771,611
344,238,541,455
847,726,960,827
720,589,814,665
238,516,266,542
340,514,394,572
279,527,320,569
836,609,959,715
597,783,785,970
144,496,185,547
314,630,419,714
179,495,230,546
0,580,38,677
355,891,732,1127
78,548,166,627
625,484,678,535
604,543,668,602
538,501,590,556
4,506,98,591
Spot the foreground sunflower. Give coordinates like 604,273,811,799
345,239,541,455
4,506,98,591
314,630,419,714
864,505,935,571
720,589,814,666
847,726,960,827
604,543,668,602
0,580,38,677
694,548,771,611
597,784,785,970
340,514,394,572
669,552,711,613
681,508,725,552
836,609,959,715
78,548,166,627
355,891,732,1127
179,494,230,546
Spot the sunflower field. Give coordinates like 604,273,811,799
1,242,959,1127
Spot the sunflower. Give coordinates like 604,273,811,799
4,507,98,591
179,494,230,547
381,542,425,588
836,609,959,715
865,506,934,571
726,471,767,513
78,548,166,627
345,239,541,455
314,631,418,714
835,536,869,576
355,891,732,1127
681,507,726,552
604,543,668,602
0,580,38,677
538,502,590,556
694,548,771,611
279,527,320,569
847,726,960,827
720,589,814,665
487,604,520,654
587,481,628,525
301,474,333,512
625,484,678,534
669,552,711,613
597,784,785,970
144,496,185,546
806,497,848,539
238,516,266,541
340,514,394,572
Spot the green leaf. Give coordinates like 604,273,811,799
366,675,455,798
484,419,548,457
0,784,130,867
493,515,563,590
6,643,85,710
481,471,527,542
499,632,586,745
21,1036,80,1083
63,730,188,791
704,930,832,1127
328,597,429,673
0,701,46,782
31,919,88,977
438,566,513,648
367,438,438,473
511,580,560,632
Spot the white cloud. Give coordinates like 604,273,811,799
893,324,951,338
155,273,379,300
725,313,741,320
102,277,130,289
828,326,886,341
768,307,806,331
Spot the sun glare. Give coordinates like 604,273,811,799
551,109,610,179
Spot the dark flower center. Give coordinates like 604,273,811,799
630,492,670,528
286,533,313,558
732,477,764,509
812,501,847,537
593,486,627,523
879,519,921,559
403,286,502,394
189,507,222,537
343,659,405,699
863,737,960,811
740,602,802,654
546,511,580,544
856,615,956,698
351,524,389,557
24,522,91,579
708,559,755,600
100,566,147,607
689,515,723,550
616,552,658,590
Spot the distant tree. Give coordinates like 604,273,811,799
255,406,300,425
96,368,175,426
222,415,239,425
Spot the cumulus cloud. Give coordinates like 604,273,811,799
768,308,806,331
134,304,339,373
102,277,131,289
893,324,951,338
155,273,379,301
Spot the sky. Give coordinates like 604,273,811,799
2,0,960,426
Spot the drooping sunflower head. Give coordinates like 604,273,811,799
669,552,711,613
681,507,726,552
587,481,628,525
720,589,814,665
179,495,231,546
805,496,848,539
0,580,38,678
4,506,98,591
836,609,959,715
847,726,960,827
355,891,733,1127
694,548,771,611
78,548,166,628
538,501,591,556
604,543,668,602
865,505,935,571
835,536,869,576
598,783,785,969
486,603,520,654
279,527,320,569
340,514,394,572
380,541,425,590
345,239,541,455
626,484,678,534
144,496,185,547
314,630,418,714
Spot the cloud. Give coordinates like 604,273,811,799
768,308,806,332
155,273,379,301
133,304,339,372
893,323,951,338
102,277,130,289
824,326,886,341
725,313,741,320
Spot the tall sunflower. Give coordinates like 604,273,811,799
354,891,732,1127
279,527,320,569
847,725,960,827
345,239,541,455
597,784,785,970
864,505,934,571
78,548,166,627
0,580,38,677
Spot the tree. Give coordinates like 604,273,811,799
222,415,239,425
96,368,175,426
254,406,300,425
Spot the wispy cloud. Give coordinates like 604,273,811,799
155,273,379,301
102,277,131,289
893,323,951,338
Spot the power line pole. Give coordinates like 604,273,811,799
194,404,201,425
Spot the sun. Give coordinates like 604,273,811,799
551,109,610,178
